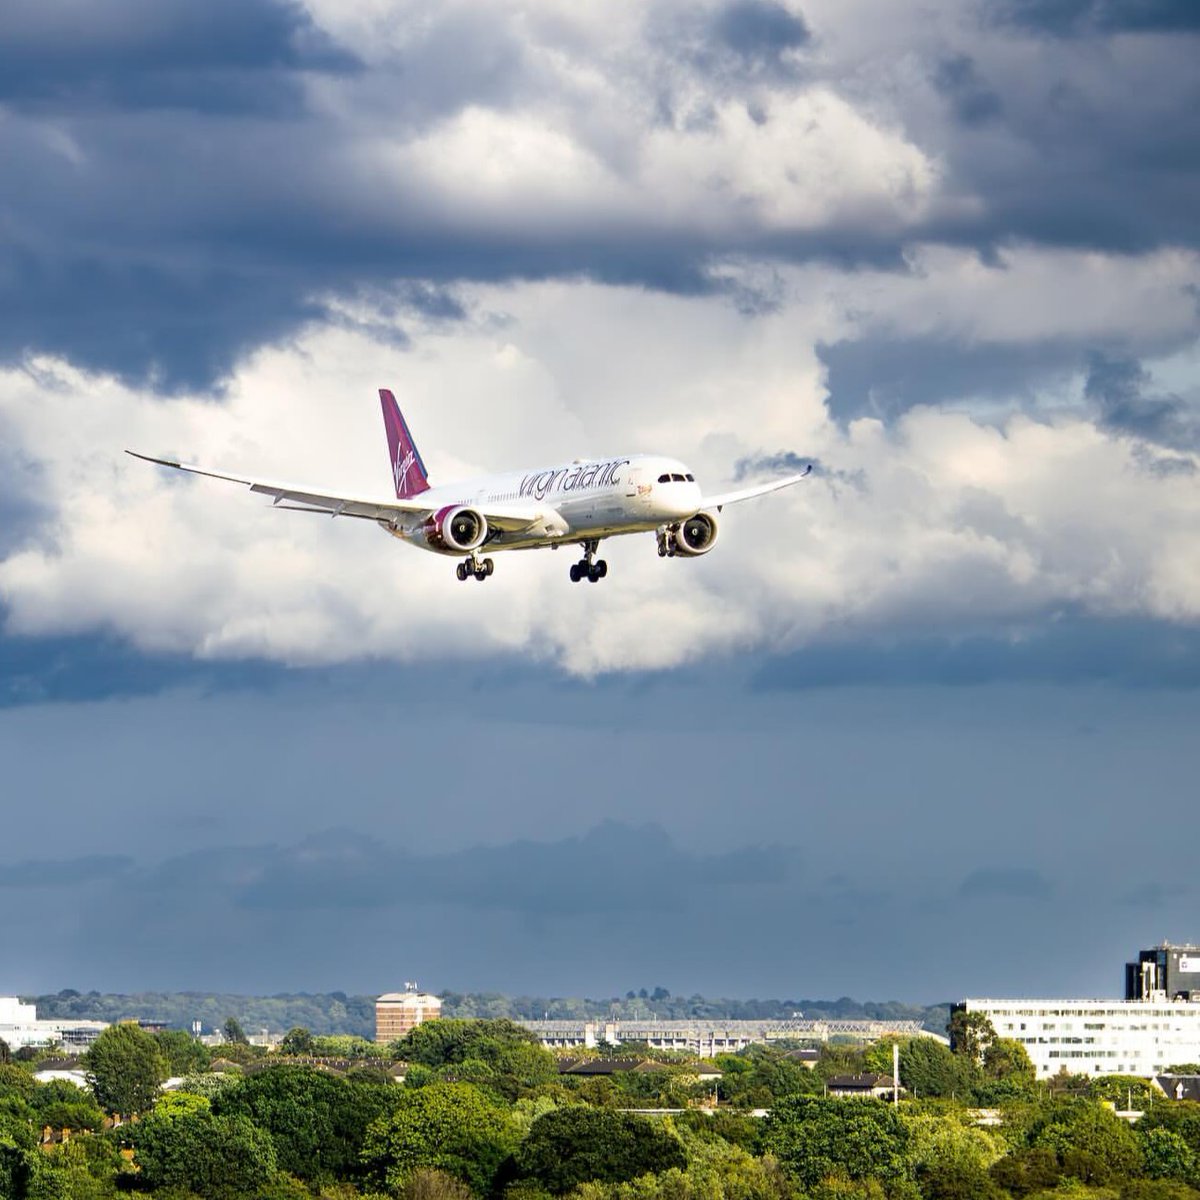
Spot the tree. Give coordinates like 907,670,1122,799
515,1106,687,1194
948,1012,996,1064
280,1027,316,1056
1140,1127,1199,1182
84,1022,168,1116
982,1039,1035,1084
761,1095,912,1190
390,1019,557,1100
989,1148,1063,1197
361,1081,519,1195
214,1063,395,1183
898,1038,979,1099
132,1108,277,1199
223,1016,250,1045
0,1038,9,1065
154,1027,210,1075
1031,1098,1143,1184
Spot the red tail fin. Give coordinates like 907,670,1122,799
380,389,430,499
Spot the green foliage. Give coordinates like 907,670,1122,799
154,1029,211,1076
989,1147,1064,1196
132,1108,276,1199
948,1013,997,1064
896,1038,979,1100
1120,1182,1200,1200
759,1096,912,1190
214,1063,396,1183
84,1022,168,1116
982,1040,1036,1085
390,1021,557,1100
29,1079,106,1132
1089,1078,1161,1108
311,1035,384,1059
280,1027,316,1056
715,1048,822,1109
515,1106,687,1194
361,1081,519,1195
1139,1128,1198,1182
1137,1102,1200,1157
902,1111,1003,1176
1030,1100,1144,1184
0,1064,38,1101
223,1016,250,1045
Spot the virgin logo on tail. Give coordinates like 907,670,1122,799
394,447,417,493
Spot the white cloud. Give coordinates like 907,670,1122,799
1,253,1198,675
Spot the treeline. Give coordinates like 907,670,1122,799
27,988,950,1036
28,990,378,1037
4,1014,1200,1200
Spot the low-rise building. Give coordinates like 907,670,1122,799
0,996,107,1051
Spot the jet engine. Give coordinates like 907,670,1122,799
423,505,488,552
672,511,718,556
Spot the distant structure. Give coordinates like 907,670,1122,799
375,986,442,1044
959,941,1200,1079
518,1017,939,1058
0,996,108,1050
1126,943,1200,1001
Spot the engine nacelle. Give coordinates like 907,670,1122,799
423,505,488,553
672,511,719,556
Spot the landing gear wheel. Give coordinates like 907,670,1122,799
456,561,469,582
569,563,582,583
483,558,494,577
474,566,487,581
587,566,600,582
596,560,608,578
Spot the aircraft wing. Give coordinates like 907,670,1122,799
125,451,555,533
700,465,812,510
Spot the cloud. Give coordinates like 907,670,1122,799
959,867,1053,900
1086,352,1200,450
0,265,1197,678
0,855,134,887
995,0,1200,35
232,822,794,915
3,0,1195,391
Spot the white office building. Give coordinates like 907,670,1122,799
959,996,1200,1078
0,996,108,1051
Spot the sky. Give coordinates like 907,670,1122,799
1,0,1198,1006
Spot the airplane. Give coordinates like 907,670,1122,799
128,389,811,583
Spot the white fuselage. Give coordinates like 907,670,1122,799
388,453,703,554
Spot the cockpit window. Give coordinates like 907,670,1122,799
671,473,685,482
684,473,694,481
658,474,670,483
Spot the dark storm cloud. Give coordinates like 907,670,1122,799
0,855,133,887
0,0,357,113
713,1,810,62
1085,352,1200,450
817,336,1075,422
959,867,1053,900
0,0,1196,393
995,0,1200,35
233,822,794,915
931,55,1002,127
754,618,1200,690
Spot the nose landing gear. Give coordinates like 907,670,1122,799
570,539,608,583
456,556,494,582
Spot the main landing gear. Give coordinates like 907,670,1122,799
569,539,608,583
456,556,494,582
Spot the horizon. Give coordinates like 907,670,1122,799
0,0,1197,998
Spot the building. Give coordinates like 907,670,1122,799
956,997,1200,1078
826,1073,900,1100
1127,944,1200,1002
375,991,442,1043
959,942,1200,1080
0,996,108,1051
519,1017,941,1058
